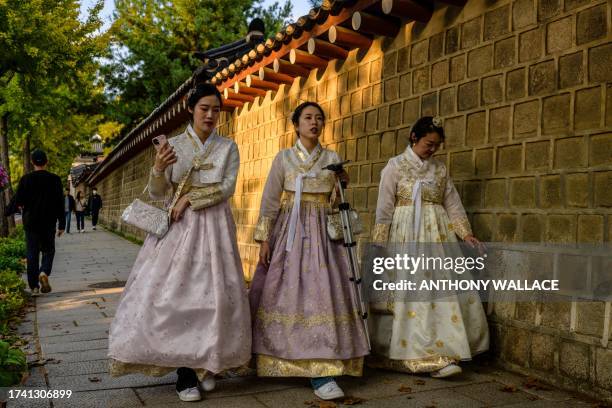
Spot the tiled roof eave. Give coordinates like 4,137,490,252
213,0,382,92
88,0,448,185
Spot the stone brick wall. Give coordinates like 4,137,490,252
93,0,611,401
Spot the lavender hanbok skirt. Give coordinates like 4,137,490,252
249,198,369,377
108,201,251,378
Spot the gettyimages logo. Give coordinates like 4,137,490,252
362,242,610,303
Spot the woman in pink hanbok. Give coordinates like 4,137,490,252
249,102,369,401
108,83,251,402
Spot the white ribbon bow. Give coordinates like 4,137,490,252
412,180,423,239
286,171,317,251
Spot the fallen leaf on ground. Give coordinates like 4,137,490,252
398,385,412,393
523,377,550,391
527,395,539,401
342,396,366,405
317,402,336,408
88,377,101,382
501,385,518,393
414,379,426,385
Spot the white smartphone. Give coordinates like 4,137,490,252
152,135,167,151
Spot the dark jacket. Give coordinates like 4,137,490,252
13,170,65,232
65,194,76,212
88,194,102,213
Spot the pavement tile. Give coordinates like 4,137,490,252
46,359,109,377
357,388,484,408
38,330,109,344
229,386,315,408
480,368,588,402
453,381,536,406
51,389,142,408
42,339,108,354
144,393,267,408
48,372,175,392
45,348,109,363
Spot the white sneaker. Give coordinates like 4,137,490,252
93,226,96,230
314,380,344,400
31,288,40,296
431,363,462,378
201,376,216,392
176,386,201,402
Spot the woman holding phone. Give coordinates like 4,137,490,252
108,83,251,402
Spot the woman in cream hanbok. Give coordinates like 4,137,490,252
108,84,251,402
249,102,369,401
369,116,489,378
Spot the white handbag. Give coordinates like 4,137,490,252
121,198,169,238
121,164,195,238
327,210,363,241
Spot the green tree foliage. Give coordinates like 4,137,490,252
102,0,292,133
0,0,110,187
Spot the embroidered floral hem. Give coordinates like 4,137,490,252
109,359,211,381
256,354,363,377
365,355,457,374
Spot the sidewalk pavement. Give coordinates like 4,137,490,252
7,222,601,407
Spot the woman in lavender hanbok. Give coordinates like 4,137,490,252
108,84,251,402
249,102,369,401
369,116,489,378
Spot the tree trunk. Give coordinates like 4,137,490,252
23,132,32,174
0,113,15,230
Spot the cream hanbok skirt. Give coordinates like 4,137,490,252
368,203,489,373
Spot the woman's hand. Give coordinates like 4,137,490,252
463,234,485,254
154,139,177,172
171,195,191,222
259,241,271,268
335,170,349,193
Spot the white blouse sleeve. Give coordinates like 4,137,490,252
443,177,472,240
253,152,285,243
372,160,398,244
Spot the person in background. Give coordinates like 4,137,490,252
64,188,75,233
88,188,102,230
75,191,86,233
11,149,65,295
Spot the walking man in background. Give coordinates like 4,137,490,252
64,188,75,233
11,150,65,295
88,188,102,230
